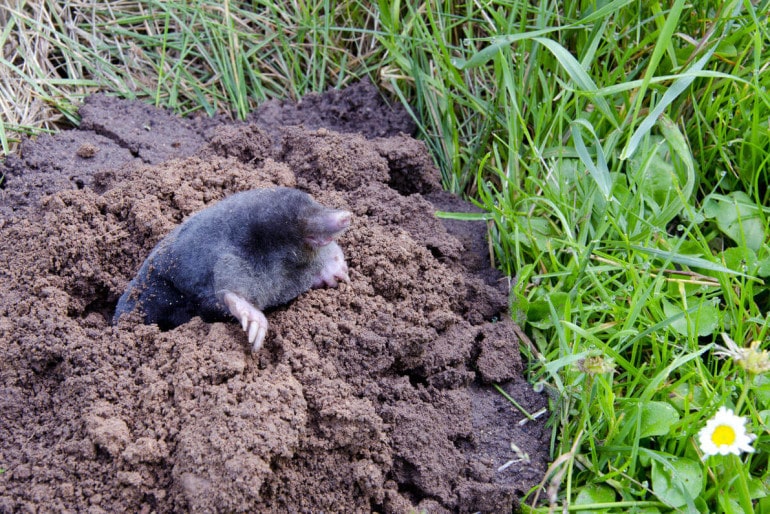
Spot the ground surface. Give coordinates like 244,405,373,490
0,81,549,513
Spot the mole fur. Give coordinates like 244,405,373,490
113,187,351,349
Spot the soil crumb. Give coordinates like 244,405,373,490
0,84,549,513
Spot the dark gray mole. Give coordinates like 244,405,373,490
113,187,351,350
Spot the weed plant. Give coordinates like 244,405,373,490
3,0,770,511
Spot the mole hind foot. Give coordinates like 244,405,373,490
221,291,268,352
312,242,350,288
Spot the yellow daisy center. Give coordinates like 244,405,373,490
712,424,737,446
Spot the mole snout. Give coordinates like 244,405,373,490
333,211,352,230
306,209,352,247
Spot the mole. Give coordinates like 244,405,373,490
113,187,351,351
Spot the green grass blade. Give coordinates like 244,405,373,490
533,37,619,128
631,245,757,280
571,118,612,199
620,45,717,160
625,0,686,129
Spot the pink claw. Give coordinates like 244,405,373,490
221,291,269,352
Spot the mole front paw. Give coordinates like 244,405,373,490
312,242,350,288
221,291,269,352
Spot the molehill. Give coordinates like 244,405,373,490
0,81,550,512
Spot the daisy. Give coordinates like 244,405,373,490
698,407,756,458
714,333,770,375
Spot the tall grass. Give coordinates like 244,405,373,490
3,0,770,511
0,0,382,154
379,0,770,511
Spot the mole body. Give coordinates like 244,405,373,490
113,187,351,350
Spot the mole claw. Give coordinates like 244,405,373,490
248,321,259,345
222,291,269,351
253,326,267,352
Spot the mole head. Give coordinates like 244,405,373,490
298,200,352,248
246,188,350,251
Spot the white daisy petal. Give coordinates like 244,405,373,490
698,407,756,458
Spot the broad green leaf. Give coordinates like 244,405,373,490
752,375,770,409
748,476,769,500
639,401,679,438
510,216,555,252
545,158,579,195
630,136,678,205
574,484,616,513
722,247,759,276
703,191,765,251
717,496,743,513
526,291,569,323
662,298,719,337
759,255,770,278
715,40,738,59
668,383,707,411
651,456,703,508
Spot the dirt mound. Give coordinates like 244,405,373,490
0,84,549,513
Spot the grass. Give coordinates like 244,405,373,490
3,0,770,511
0,0,382,153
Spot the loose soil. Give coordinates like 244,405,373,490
0,81,550,513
